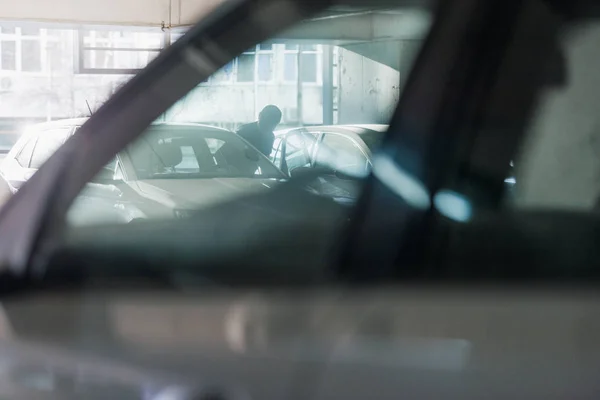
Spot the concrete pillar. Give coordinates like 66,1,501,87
322,45,334,125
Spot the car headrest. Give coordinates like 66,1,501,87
155,142,183,168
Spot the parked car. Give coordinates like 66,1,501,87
0,119,285,225
271,125,517,203
271,124,387,202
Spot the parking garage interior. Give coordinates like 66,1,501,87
0,1,429,139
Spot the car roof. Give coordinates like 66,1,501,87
26,118,233,134
275,124,388,137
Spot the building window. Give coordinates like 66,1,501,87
210,61,234,83
282,44,320,83
235,44,274,83
77,29,164,74
0,26,50,72
1,41,16,71
21,40,41,72
236,53,255,82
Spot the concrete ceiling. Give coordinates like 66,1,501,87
0,0,224,27
277,9,431,43
0,0,431,37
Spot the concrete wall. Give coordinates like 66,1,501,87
165,83,324,129
337,47,401,125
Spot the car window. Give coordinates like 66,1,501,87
127,126,283,180
15,137,37,168
271,137,283,167
29,128,72,169
15,2,430,229
284,132,317,172
314,133,369,177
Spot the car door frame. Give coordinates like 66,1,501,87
280,127,320,175
0,0,562,282
312,129,372,175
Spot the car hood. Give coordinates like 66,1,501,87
133,178,281,211
68,183,149,226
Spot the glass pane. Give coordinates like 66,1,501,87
284,53,297,81
236,54,255,82
1,41,16,70
127,127,282,180
50,5,430,232
21,40,41,72
257,54,272,81
285,133,315,171
20,27,40,36
300,53,317,82
0,26,15,34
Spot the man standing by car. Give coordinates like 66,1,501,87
236,105,282,157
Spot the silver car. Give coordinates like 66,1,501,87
1,119,285,225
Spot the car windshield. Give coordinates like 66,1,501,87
127,125,284,180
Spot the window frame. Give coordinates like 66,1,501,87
0,26,57,73
281,129,319,174
234,43,275,83
281,43,322,85
75,28,166,75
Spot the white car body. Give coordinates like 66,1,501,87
0,119,285,225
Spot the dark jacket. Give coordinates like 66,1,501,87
236,122,275,157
